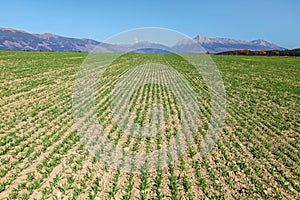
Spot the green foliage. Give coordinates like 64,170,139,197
0,52,298,199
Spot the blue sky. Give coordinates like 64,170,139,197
1,0,299,49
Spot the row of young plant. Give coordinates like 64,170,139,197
0,90,72,184
183,54,299,197
225,93,299,192
0,63,80,198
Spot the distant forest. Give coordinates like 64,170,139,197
217,48,300,56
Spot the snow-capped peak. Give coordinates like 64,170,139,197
250,39,271,46
194,35,211,43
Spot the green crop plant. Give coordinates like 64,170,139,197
0,52,298,199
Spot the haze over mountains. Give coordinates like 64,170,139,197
0,28,285,53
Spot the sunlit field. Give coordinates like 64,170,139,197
0,51,299,199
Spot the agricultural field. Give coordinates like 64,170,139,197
0,51,299,199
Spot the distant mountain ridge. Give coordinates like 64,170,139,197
0,27,286,53
191,35,285,53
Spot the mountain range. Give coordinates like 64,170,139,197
0,28,286,53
